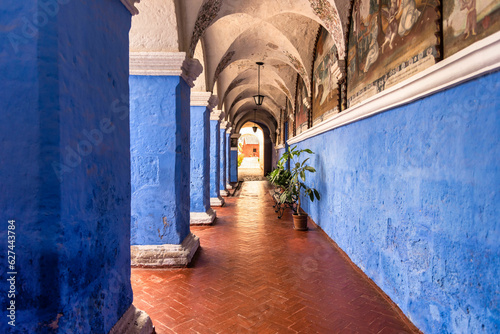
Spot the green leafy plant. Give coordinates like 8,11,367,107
279,146,320,215
268,157,291,190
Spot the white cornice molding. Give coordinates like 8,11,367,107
220,121,230,130
120,0,140,15
130,52,203,88
191,92,212,107
210,109,225,122
288,31,500,145
130,52,186,76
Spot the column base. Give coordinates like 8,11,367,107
131,233,200,268
220,189,229,197
190,207,216,225
226,183,233,190
210,196,225,207
109,304,155,334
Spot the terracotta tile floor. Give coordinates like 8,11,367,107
131,181,419,334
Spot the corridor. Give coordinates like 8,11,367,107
131,181,418,334
238,157,265,181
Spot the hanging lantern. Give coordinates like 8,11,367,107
253,62,265,106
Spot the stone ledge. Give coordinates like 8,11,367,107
190,91,212,107
220,189,229,197
226,183,233,190
210,196,225,207
220,121,230,130
210,109,225,121
190,208,216,225
131,233,200,268
109,304,154,334
129,52,203,87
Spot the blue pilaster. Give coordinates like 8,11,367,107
130,75,191,246
219,123,228,196
0,1,136,332
210,110,225,206
226,130,232,187
190,92,216,224
230,133,240,183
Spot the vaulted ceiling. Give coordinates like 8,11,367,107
130,0,352,137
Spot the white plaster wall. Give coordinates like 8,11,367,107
193,40,207,92
130,0,180,52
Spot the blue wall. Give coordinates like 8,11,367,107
230,149,238,183
210,121,221,198
226,132,231,185
130,75,191,246
219,128,227,190
0,1,132,332
294,71,500,333
190,105,211,213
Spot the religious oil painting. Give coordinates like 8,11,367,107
443,0,500,57
313,27,340,125
347,0,439,107
295,76,308,134
287,99,295,138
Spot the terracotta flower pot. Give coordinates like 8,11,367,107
292,213,308,231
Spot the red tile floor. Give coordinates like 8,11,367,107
131,181,420,334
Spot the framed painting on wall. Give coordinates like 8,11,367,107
313,27,340,126
347,0,440,108
443,0,500,57
295,76,308,135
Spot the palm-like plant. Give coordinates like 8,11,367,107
268,156,291,190
279,146,320,215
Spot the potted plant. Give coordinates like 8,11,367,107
279,146,320,230
267,157,293,218
268,156,291,190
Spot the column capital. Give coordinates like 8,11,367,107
191,93,219,112
130,52,203,87
210,109,225,121
121,0,140,15
191,92,212,107
226,127,233,135
220,121,230,130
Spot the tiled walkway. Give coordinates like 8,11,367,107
131,181,419,334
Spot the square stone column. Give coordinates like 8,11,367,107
230,133,241,183
190,92,218,225
129,52,202,267
0,1,152,333
226,127,233,189
219,121,230,196
210,110,225,206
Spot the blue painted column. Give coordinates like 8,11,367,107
210,110,225,206
219,122,229,196
225,127,233,189
0,1,152,333
190,92,217,225
230,133,241,182
284,121,290,170
129,52,202,267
